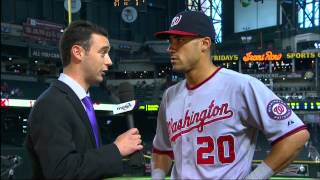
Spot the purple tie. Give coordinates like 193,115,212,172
82,96,100,148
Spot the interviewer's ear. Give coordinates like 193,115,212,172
71,45,85,63
200,37,211,52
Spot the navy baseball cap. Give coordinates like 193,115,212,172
155,11,215,40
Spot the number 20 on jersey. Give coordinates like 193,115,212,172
197,134,236,164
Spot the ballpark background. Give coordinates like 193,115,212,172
1,0,319,179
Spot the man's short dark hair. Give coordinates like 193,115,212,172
59,20,108,67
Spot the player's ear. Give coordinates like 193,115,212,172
70,45,85,63
200,37,211,52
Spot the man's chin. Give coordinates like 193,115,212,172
97,77,104,83
91,77,104,86
172,67,183,73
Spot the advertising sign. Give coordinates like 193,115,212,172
243,51,282,62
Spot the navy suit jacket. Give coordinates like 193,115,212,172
25,80,123,179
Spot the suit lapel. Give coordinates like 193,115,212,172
51,80,97,148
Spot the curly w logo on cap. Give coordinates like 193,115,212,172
170,15,182,27
155,11,215,40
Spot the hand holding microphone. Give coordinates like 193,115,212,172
114,82,146,168
113,128,143,156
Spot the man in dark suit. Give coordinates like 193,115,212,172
25,20,143,179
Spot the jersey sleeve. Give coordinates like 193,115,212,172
152,89,174,158
241,77,307,145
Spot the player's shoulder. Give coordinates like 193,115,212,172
218,68,254,84
218,68,268,91
163,79,186,98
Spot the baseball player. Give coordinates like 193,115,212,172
151,11,310,179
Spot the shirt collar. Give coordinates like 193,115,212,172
58,73,89,100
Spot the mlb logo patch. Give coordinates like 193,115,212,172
267,99,292,120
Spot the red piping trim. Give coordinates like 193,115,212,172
271,125,308,146
187,67,222,90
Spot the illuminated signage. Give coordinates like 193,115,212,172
139,104,160,111
146,104,159,111
287,102,320,111
1,98,35,108
30,48,60,59
243,51,282,62
23,18,64,43
286,52,320,59
212,55,239,61
249,73,302,79
114,0,145,7
0,98,159,112
1,98,114,111
2,98,318,111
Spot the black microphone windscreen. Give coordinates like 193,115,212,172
118,83,145,168
118,82,135,103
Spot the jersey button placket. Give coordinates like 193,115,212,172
183,91,193,177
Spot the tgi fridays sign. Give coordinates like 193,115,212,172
23,18,64,42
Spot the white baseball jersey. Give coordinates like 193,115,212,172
152,67,307,180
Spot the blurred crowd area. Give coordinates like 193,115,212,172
1,74,318,103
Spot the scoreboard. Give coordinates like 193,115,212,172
114,0,146,7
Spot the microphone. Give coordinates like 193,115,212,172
118,82,136,128
118,82,145,169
